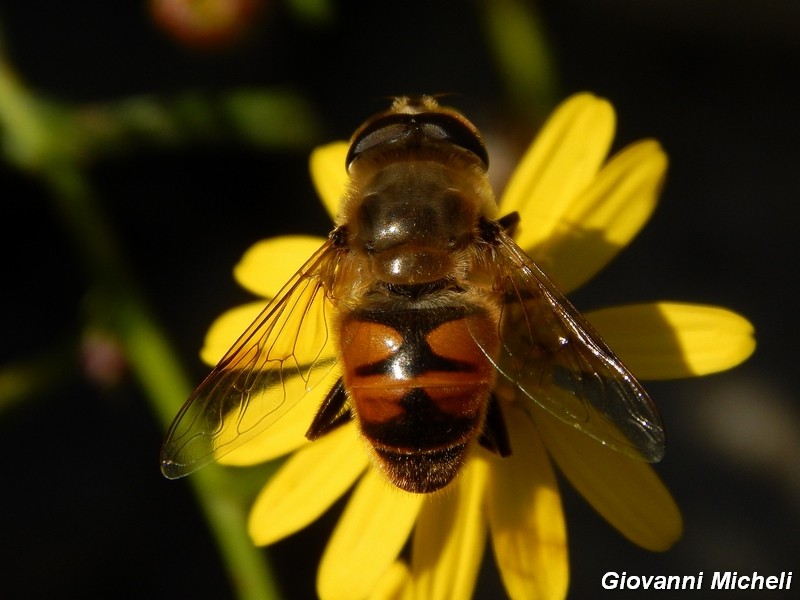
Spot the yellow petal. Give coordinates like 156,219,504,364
369,562,413,600
411,456,488,600
500,93,615,253
318,469,424,600
233,235,328,298
248,423,367,545
310,142,350,222
487,406,568,600
534,407,682,551
530,140,666,293
200,300,267,366
585,302,756,379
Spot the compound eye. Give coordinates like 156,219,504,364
418,114,489,168
346,111,488,169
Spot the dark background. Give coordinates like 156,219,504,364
1,1,798,598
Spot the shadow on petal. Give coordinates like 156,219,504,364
534,405,683,551
487,407,569,600
502,94,615,254
527,140,666,294
411,458,488,600
527,225,624,294
586,302,756,380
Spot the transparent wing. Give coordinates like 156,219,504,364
160,239,342,478
488,231,664,462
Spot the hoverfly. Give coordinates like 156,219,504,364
161,96,664,493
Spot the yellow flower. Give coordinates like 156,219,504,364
202,93,755,599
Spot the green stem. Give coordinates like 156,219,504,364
0,41,282,600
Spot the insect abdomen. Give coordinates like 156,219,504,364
338,304,499,492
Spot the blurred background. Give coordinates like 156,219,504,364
1,1,798,598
